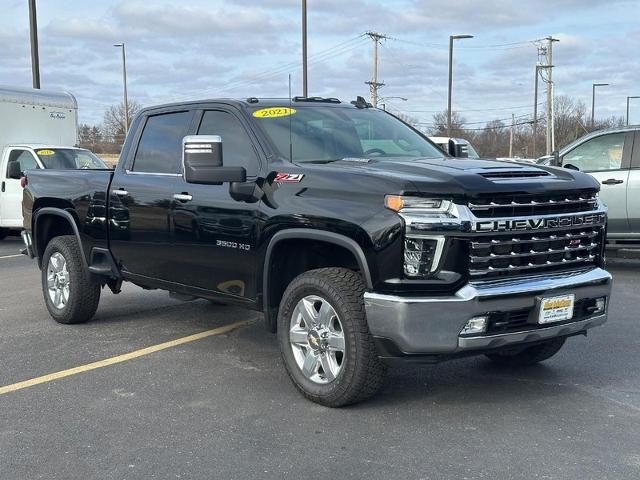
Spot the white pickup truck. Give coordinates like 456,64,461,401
0,85,106,240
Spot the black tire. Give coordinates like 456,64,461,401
277,267,386,407
0,228,8,241
485,337,566,367
41,235,101,324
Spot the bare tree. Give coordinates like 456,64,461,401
430,110,467,137
103,101,141,145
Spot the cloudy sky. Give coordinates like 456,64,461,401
1,0,639,127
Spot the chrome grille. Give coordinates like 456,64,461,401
469,191,598,218
469,227,602,279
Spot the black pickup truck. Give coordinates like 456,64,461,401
21,97,612,406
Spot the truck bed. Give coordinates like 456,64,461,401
23,168,114,260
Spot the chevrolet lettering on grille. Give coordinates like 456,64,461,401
473,213,607,232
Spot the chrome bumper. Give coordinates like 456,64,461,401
364,268,612,355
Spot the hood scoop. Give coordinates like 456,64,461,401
477,168,551,180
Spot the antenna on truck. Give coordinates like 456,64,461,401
288,74,293,162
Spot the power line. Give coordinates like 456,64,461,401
414,117,544,131
164,35,368,102
403,102,545,113
388,36,541,50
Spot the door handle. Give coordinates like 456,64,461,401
1,181,5,192
601,179,624,185
112,189,129,196
173,193,193,202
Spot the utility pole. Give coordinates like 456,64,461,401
28,0,40,89
302,0,308,97
365,32,387,108
627,96,640,126
544,36,558,154
113,43,129,134
509,113,515,157
591,83,609,128
447,34,474,136
533,65,541,158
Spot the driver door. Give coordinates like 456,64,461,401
562,132,632,234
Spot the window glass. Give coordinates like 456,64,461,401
133,111,192,173
250,106,443,163
198,111,259,176
563,133,626,171
33,148,106,169
7,150,39,173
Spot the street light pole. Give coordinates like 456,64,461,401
591,83,609,128
28,0,40,89
626,96,640,126
447,34,473,136
114,43,129,134
302,0,308,97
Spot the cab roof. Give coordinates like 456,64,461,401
140,96,370,115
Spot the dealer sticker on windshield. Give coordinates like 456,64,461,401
538,294,575,324
252,107,296,118
36,149,55,156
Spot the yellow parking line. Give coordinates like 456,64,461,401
0,254,23,260
0,319,253,396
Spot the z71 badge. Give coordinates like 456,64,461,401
274,173,304,183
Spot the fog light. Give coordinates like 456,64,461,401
594,297,606,314
460,316,488,335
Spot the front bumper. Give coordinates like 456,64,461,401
364,268,612,357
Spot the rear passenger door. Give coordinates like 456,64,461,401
562,132,632,234
109,109,195,281
170,108,263,301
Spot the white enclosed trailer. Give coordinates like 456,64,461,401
0,85,80,238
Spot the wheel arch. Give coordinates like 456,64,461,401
33,207,86,269
262,229,373,333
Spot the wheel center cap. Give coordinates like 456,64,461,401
307,328,329,352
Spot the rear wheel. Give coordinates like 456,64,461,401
485,337,566,366
277,268,386,407
41,235,101,324
0,228,8,241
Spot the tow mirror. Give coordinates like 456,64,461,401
551,150,561,167
448,139,469,158
7,161,22,180
182,135,246,185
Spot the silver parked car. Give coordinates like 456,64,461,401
538,126,640,242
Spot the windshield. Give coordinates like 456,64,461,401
34,148,107,169
250,105,443,162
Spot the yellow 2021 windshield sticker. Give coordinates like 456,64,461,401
36,149,55,156
252,107,296,118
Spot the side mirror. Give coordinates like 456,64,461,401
7,161,22,180
448,139,469,158
551,150,561,167
182,135,246,185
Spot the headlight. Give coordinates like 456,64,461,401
384,195,458,219
385,196,455,278
403,235,445,277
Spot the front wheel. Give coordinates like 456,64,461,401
277,268,386,407
41,235,101,324
485,337,566,367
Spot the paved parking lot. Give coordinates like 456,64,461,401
1,235,639,479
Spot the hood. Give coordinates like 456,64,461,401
295,156,600,198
